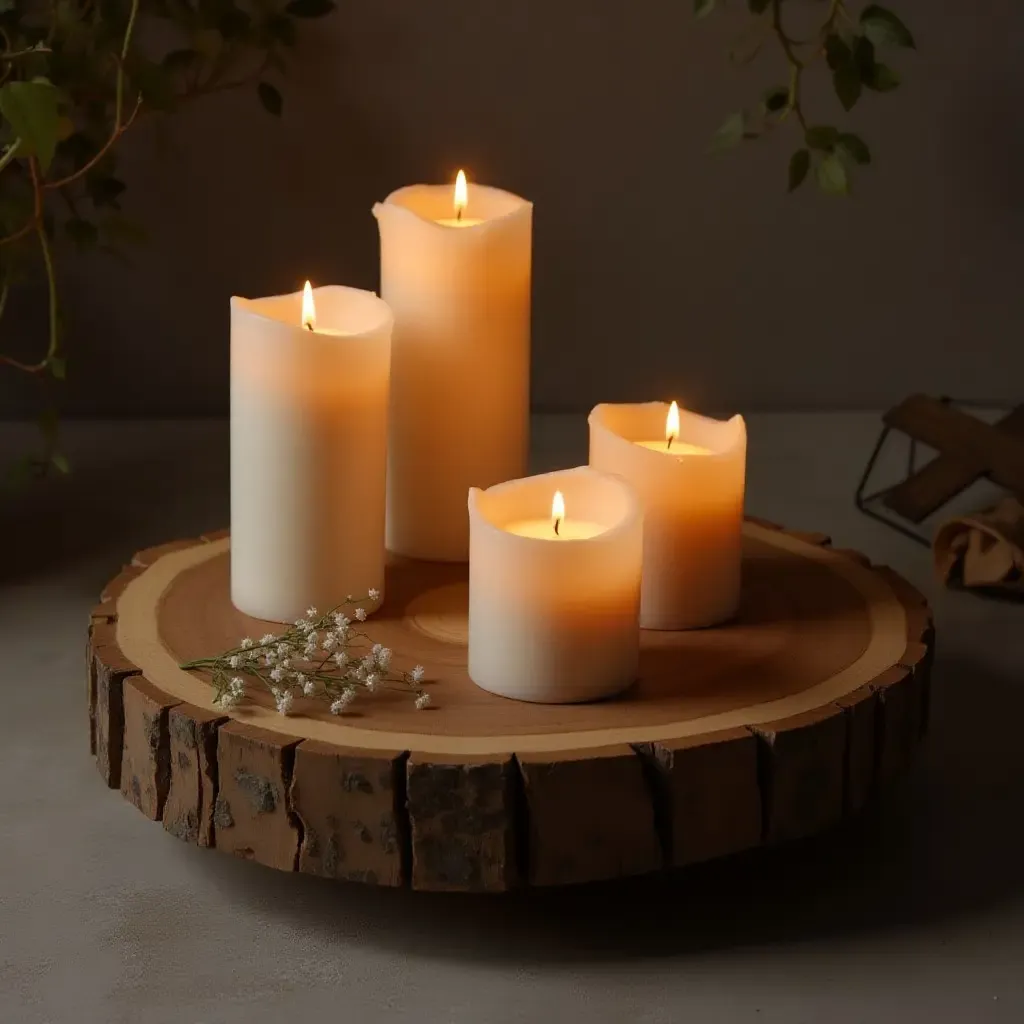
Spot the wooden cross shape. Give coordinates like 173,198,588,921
876,395,1024,524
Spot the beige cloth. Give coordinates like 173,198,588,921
934,498,1024,593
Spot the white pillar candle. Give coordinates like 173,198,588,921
230,284,393,623
374,173,532,561
468,467,642,703
589,402,746,631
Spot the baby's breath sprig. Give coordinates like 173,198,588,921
180,592,431,716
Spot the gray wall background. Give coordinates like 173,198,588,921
1,0,1019,417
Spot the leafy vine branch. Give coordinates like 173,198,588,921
0,0,336,486
699,0,915,195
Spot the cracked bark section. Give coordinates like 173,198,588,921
290,741,407,885
518,745,661,886
636,727,761,867
752,705,848,845
120,677,178,821
215,721,301,870
406,754,517,891
90,620,140,788
163,704,228,847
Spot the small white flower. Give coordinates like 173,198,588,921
228,655,240,669
276,642,291,657
414,693,432,711
332,612,350,628
333,651,349,668
229,676,245,697
306,606,318,620
368,588,380,602
322,632,338,651
330,689,357,715
354,607,367,622
409,665,425,684
216,691,241,708
276,690,294,715
260,633,275,645
302,680,316,697
241,637,254,649
361,654,376,672
280,658,292,669
294,617,309,631
269,666,286,683
365,673,379,692
304,638,318,657
375,646,392,670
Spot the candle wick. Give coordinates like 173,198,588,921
553,518,560,537
456,207,463,222
666,435,674,451
305,322,314,332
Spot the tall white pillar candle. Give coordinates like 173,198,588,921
374,176,532,561
230,284,393,622
468,466,642,703
589,402,746,630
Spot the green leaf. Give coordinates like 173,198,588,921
162,49,199,73
853,35,876,78
127,59,177,110
763,86,789,114
0,80,61,172
833,64,861,111
51,452,70,474
837,132,871,165
285,0,336,15
805,125,839,151
816,152,849,196
824,33,851,71
265,14,297,46
747,0,770,12
49,355,67,380
257,82,283,117
788,149,810,192
86,176,126,209
65,217,99,249
694,0,716,18
860,4,916,49
864,62,901,91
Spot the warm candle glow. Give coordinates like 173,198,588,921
666,401,680,450
454,169,468,220
301,280,316,332
552,489,565,536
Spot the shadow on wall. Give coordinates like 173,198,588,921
195,652,1023,962
1,0,1022,419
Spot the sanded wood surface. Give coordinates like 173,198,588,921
87,523,934,890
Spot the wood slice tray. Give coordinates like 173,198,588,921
86,520,933,891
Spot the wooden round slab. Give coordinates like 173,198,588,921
86,520,933,891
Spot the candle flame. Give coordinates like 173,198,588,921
301,280,316,332
666,400,680,450
552,490,565,536
454,169,468,220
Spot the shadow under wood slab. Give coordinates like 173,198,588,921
86,521,933,891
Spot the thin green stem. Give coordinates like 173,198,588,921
0,139,20,176
116,0,140,128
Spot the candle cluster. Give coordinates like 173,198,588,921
229,172,745,707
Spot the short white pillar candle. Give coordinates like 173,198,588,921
589,402,747,630
230,284,393,623
468,466,643,703
374,173,532,562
